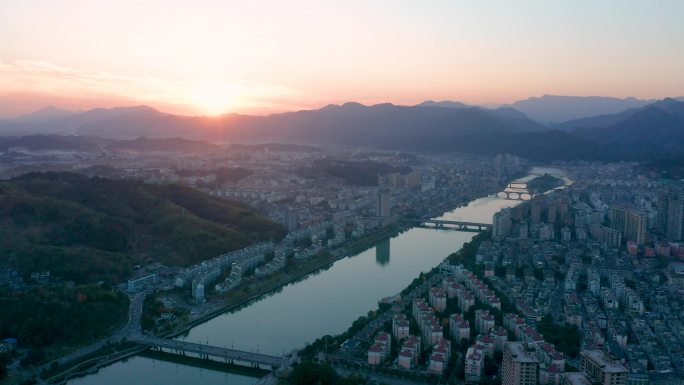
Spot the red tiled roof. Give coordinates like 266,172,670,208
431,353,445,362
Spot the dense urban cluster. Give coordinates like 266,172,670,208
117,149,525,307
0,145,529,383
6,142,684,385
304,162,684,385
483,164,684,385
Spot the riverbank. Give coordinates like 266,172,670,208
31,211,440,385
52,173,528,384
158,194,476,341
162,220,419,340
42,343,146,384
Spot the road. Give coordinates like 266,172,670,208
136,335,282,367
19,291,147,384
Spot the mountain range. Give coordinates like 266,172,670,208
1,96,684,162
507,95,659,124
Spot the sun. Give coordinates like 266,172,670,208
188,82,237,116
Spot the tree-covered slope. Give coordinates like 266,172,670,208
0,172,284,283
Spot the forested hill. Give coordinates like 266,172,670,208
0,172,284,283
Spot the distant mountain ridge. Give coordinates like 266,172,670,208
507,95,656,124
0,102,548,142
571,98,684,156
223,102,548,146
14,106,78,122
417,100,470,109
0,105,218,138
552,108,641,131
1,97,683,161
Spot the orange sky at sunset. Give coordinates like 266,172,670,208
1,0,683,117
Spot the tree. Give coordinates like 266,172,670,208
287,361,338,385
537,315,581,358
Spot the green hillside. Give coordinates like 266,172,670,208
0,172,284,283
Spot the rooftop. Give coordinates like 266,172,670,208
669,262,684,275
369,344,383,353
431,353,445,362
561,372,592,385
581,350,628,374
506,342,540,364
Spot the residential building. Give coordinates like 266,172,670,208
377,188,390,218
579,350,628,385
494,208,512,240
367,344,383,365
465,343,486,383
502,342,540,385
561,372,592,385
666,193,684,241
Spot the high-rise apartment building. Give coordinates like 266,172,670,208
610,206,646,246
502,342,539,385
282,207,299,233
377,188,391,218
530,198,543,224
625,209,646,246
493,208,512,240
666,193,684,241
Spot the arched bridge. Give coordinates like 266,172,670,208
419,220,491,232
137,336,283,368
497,181,536,201
497,191,534,201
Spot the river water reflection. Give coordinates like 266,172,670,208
70,167,563,385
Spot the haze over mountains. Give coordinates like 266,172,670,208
506,95,659,123
13,106,80,122
1,95,684,162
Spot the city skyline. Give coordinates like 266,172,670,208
1,0,683,117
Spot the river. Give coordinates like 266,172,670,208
69,167,563,385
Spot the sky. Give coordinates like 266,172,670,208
1,0,683,117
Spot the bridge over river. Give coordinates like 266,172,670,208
136,336,283,368
418,219,491,232
496,181,536,201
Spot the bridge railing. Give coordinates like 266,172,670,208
138,337,282,366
